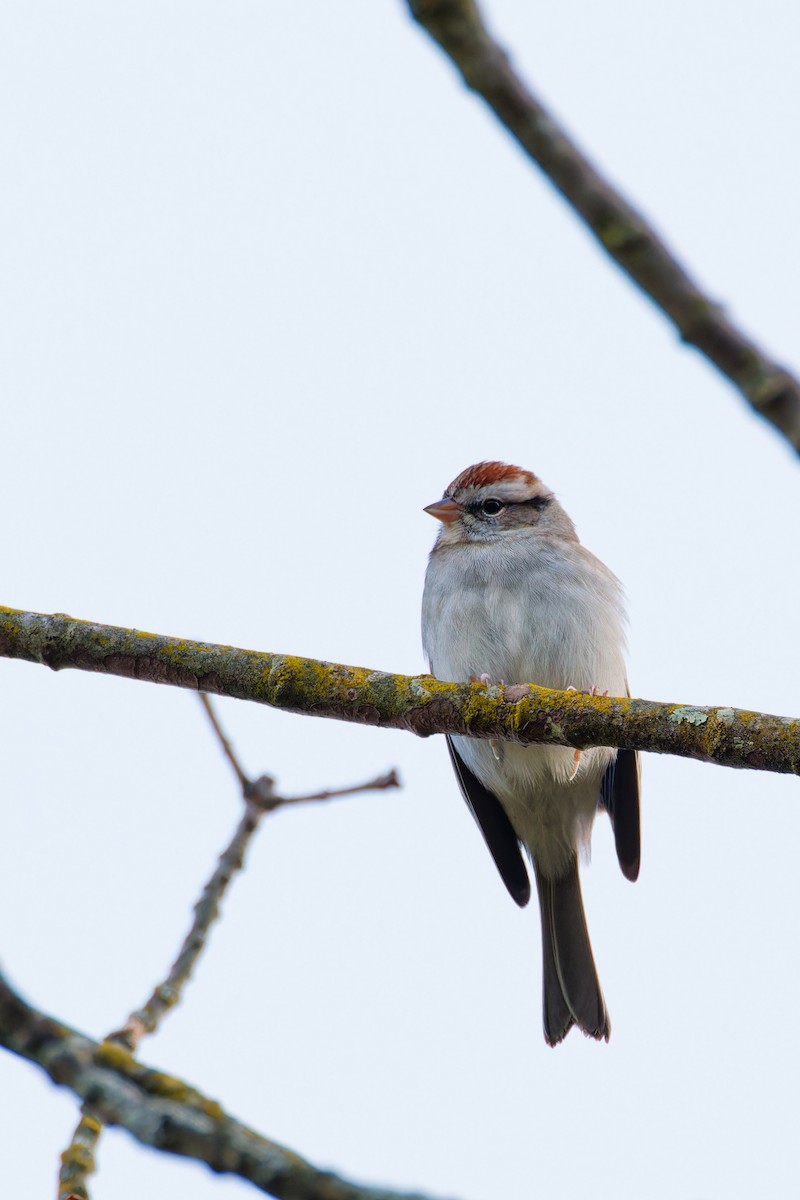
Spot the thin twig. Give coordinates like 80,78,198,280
199,691,251,787
198,693,400,810
406,0,800,453
56,694,401,1198
59,751,268,1196
286,769,401,806
60,700,264,1198
116,806,266,1050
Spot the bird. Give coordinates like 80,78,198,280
421,461,640,1045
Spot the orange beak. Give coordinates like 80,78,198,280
424,498,461,524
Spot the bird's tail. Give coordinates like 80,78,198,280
534,857,610,1046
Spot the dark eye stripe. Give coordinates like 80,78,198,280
466,494,550,519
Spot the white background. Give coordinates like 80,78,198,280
2,3,799,1198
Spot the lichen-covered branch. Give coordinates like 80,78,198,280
1,606,797,774
0,972,449,1200
405,0,800,454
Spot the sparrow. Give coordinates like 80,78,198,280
421,461,640,1045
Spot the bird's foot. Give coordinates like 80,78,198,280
564,687,607,781
468,676,505,761
468,673,506,691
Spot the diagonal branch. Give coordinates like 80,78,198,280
57,696,400,1199
59,703,273,1198
1,606,798,774
405,0,800,454
0,972,452,1200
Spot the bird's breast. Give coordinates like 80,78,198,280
422,537,627,695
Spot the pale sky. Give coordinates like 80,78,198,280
2,3,799,1198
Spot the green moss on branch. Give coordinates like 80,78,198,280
0,972,445,1200
1,606,798,774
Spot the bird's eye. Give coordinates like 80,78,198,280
480,498,505,517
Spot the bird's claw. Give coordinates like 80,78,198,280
567,748,582,781
564,687,607,781
468,676,505,761
490,738,505,763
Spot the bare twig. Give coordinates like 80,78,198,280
1,972,449,1200
198,693,400,811
2,607,798,775
56,694,401,1198
59,718,269,1198
118,809,267,1050
406,0,800,454
287,769,401,806
199,691,251,788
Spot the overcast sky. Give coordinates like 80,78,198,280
2,3,799,1198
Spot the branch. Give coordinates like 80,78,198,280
1,607,798,774
57,696,400,1199
405,0,800,455
198,694,401,811
59,712,268,1199
113,810,268,1049
0,972,450,1200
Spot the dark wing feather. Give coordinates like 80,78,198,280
600,748,641,882
446,737,531,907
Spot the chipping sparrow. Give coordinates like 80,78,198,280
421,461,640,1046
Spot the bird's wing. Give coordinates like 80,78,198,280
599,680,641,881
599,749,640,881
446,736,531,906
